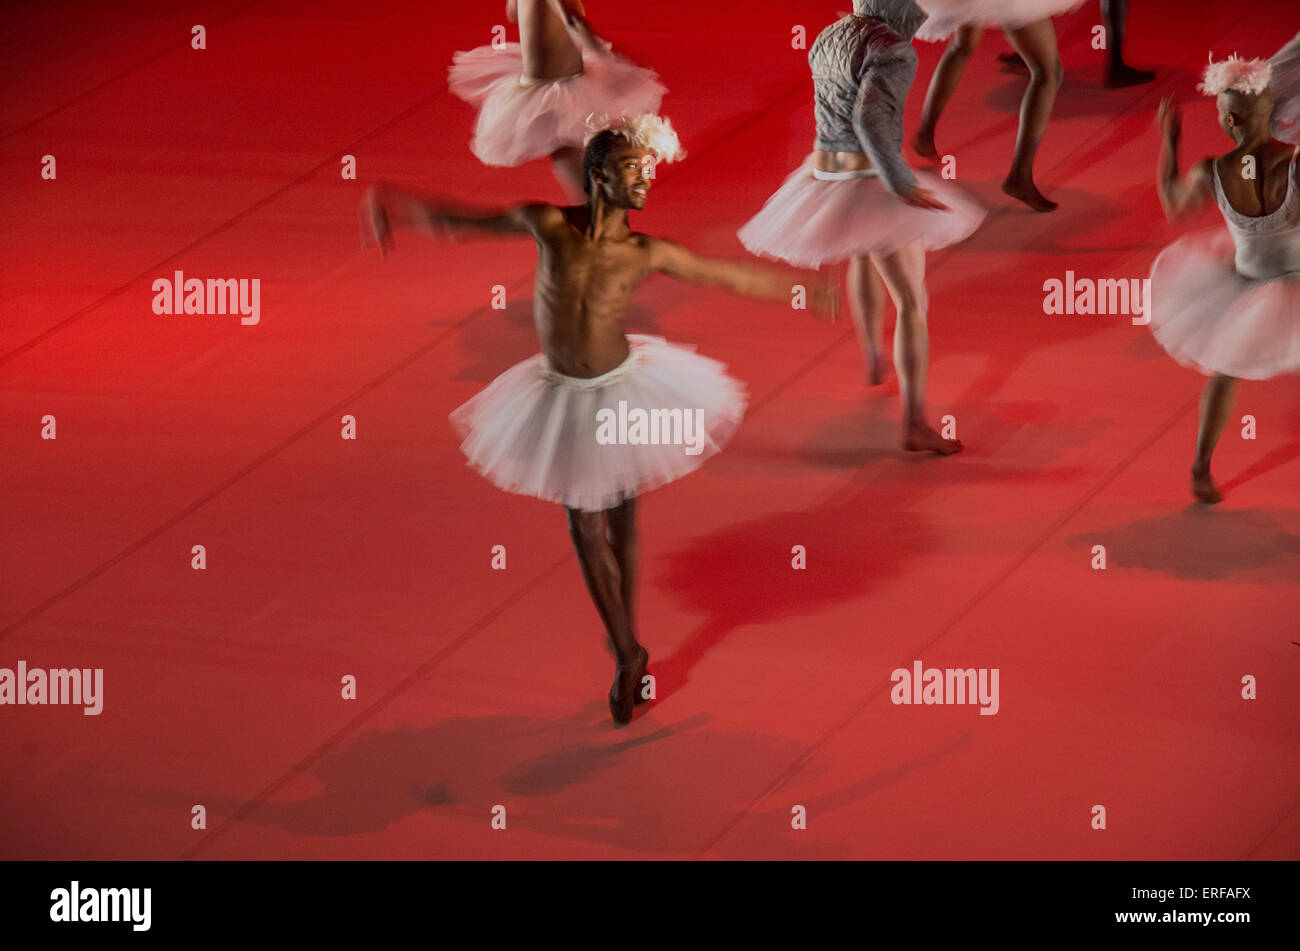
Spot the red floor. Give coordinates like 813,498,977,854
2,0,1297,860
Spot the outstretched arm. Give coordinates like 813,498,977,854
649,237,839,318
1156,98,1213,221
360,184,545,256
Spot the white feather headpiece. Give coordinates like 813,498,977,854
584,113,687,163
1197,53,1272,96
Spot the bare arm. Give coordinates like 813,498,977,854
360,184,547,255
546,0,609,56
1156,97,1213,222
649,237,839,317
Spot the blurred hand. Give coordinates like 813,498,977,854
813,276,841,323
1157,96,1182,143
899,185,949,211
359,186,394,258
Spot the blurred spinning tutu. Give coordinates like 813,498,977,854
1148,161,1300,380
448,42,666,167
738,157,985,267
916,0,1086,41
1148,34,1300,381
450,335,747,513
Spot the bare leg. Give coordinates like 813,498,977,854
915,25,984,159
550,146,585,201
1191,374,1237,503
604,497,650,706
1102,0,1155,86
1001,19,1064,212
848,255,888,385
566,505,646,723
870,242,963,454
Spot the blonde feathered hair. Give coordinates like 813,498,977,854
1197,54,1272,96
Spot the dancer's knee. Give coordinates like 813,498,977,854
566,509,604,549
894,286,929,319
1045,56,1064,88
946,37,977,62
1026,54,1064,88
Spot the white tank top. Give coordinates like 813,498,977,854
1212,155,1300,280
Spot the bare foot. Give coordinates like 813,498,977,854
1002,177,1058,212
1106,64,1156,88
903,421,964,455
913,131,939,160
609,645,648,725
633,647,651,707
1191,466,1222,504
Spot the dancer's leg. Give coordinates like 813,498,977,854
915,25,985,159
550,146,585,201
566,506,638,662
1102,0,1155,86
870,241,964,454
1002,19,1064,212
849,254,888,385
604,496,650,706
1191,374,1237,503
567,505,646,722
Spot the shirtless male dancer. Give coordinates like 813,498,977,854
361,117,836,724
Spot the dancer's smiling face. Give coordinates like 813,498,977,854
593,142,654,210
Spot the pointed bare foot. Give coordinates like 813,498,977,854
903,421,964,455
913,132,939,160
1002,177,1058,212
633,647,651,706
609,645,648,724
1105,64,1156,88
1191,467,1222,504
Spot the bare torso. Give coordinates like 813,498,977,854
515,0,584,81
812,149,874,173
531,205,653,377
1213,142,1295,217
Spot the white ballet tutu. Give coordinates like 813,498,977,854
916,0,1086,40
449,335,747,512
1148,230,1300,380
447,42,667,167
737,157,986,268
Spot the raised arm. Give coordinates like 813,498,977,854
545,0,610,57
1155,97,1213,222
648,237,838,317
360,184,546,256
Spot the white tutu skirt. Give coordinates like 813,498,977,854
1148,230,1300,380
916,0,1086,40
737,157,986,267
447,42,666,167
450,335,747,512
